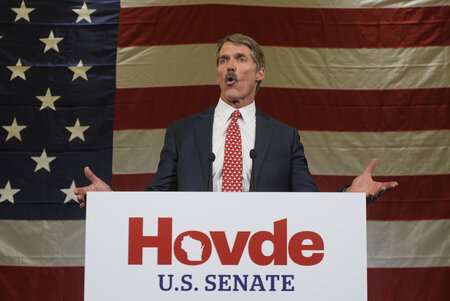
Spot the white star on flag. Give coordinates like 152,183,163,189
7,59,31,81
2,118,27,142
40,30,64,53
36,88,61,111
73,1,96,23
31,149,56,173
66,118,90,142
68,60,92,81
0,181,21,204
11,0,35,22
61,181,79,204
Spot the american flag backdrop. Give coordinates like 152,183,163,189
1,0,449,300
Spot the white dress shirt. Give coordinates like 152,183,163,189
212,99,256,192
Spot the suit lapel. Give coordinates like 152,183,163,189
193,106,215,188
254,109,274,188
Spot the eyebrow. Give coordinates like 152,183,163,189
219,52,248,59
233,52,247,57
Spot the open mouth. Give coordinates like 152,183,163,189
225,72,238,85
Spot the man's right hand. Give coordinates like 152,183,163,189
74,166,112,208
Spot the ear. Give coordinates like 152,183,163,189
256,67,265,81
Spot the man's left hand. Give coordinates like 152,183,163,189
346,158,398,203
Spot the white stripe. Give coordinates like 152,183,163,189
113,129,166,174
301,130,450,175
0,220,85,266
264,46,449,89
116,44,216,88
367,219,450,267
117,45,450,89
121,0,447,9
1,219,448,267
113,129,450,175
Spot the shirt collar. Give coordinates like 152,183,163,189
215,98,256,124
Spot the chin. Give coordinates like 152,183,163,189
223,91,240,101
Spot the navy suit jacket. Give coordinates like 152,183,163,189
146,106,319,192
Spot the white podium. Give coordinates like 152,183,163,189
85,192,367,300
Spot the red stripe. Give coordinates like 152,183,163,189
368,267,450,301
112,173,450,221
112,173,155,191
114,86,449,131
114,86,219,130
0,266,84,301
118,5,450,48
313,174,450,221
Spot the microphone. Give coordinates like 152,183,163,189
249,149,257,192
206,152,216,191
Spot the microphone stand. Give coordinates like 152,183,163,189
206,153,215,191
250,149,257,192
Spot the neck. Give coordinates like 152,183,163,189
222,97,254,109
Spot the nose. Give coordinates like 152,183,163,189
226,58,236,72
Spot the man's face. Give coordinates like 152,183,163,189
216,42,265,108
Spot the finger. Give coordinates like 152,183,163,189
371,181,398,202
77,193,86,203
374,188,390,201
377,181,398,193
74,186,88,196
84,166,101,184
77,189,86,205
371,186,392,202
363,158,378,174
387,181,398,188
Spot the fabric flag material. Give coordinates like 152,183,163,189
0,0,119,300
1,0,449,300
113,1,450,301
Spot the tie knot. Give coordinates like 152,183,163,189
232,110,241,121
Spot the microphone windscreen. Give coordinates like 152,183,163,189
208,152,216,162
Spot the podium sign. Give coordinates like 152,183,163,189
85,192,367,300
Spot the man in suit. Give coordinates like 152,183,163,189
75,34,397,206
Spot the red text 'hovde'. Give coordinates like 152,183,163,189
128,218,324,266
